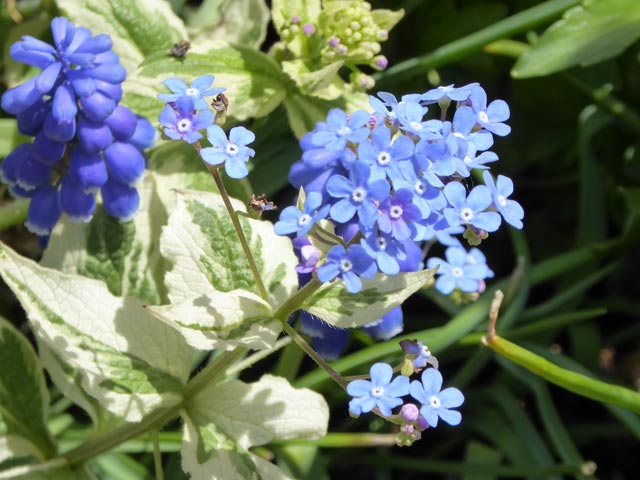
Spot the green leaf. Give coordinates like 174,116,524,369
0,462,95,480
301,268,437,328
0,317,56,460
281,60,346,100
370,8,405,32
512,0,640,78
0,242,193,422
271,0,321,36
123,42,286,123
56,0,187,73
187,0,270,48
154,189,298,350
181,374,328,480
284,90,370,138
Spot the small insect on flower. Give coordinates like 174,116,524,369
169,40,191,59
249,193,277,212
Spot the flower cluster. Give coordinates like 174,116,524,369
157,76,256,179
278,83,522,294
0,17,155,244
346,354,464,446
275,83,523,358
279,0,398,89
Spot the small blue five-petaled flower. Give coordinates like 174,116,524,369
316,244,376,294
157,75,225,110
346,362,410,417
274,191,330,237
443,182,501,233
158,95,213,144
409,368,464,427
200,125,256,179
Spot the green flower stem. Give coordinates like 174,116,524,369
152,430,164,480
360,455,596,477
0,198,28,231
274,277,323,321
58,348,246,468
282,321,348,390
483,292,640,414
204,163,269,301
375,0,581,86
275,432,396,448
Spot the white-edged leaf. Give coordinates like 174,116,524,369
181,374,327,480
0,242,192,422
56,0,187,73
123,42,285,124
301,269,437,328
0,317,56,460
146,290,280,351
187,0,270,49
156,189,298,350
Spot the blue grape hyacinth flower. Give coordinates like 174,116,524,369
0,16,154,243
347,362,410,417
409,368,464,427
200,125,256,179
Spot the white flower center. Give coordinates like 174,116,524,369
497,194,507,207
177,119,192,133
377,151,392,166
376,236,387,250
352,187,367,203
464,155,473,164
298,213,312,227
409,121,422,131
478,111,489,123
337,126,352,136
339,259,353,273
414,180,425,195
390,205,404,219
226,143,239,156
371,387,384,398
185,87,199,97
453,132,465,139
429,395,441,409
460,207,474,223
421,345,431,357
451,267,463,278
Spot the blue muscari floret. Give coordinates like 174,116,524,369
347,362,410,417
157,75,225,110
409,368,464,427
274,191,329,237
363,306,404,340
0,16,154,243
200,125,256,179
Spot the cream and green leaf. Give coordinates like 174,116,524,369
150,190,298,350
181,374,328,480
0,242,193,422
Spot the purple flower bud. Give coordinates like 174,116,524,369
401,403,420,422
417,415,429,431
373,55,388,70
328,36,340,48
291,15,301,24
302,24,315,36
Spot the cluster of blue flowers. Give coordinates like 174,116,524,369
157,76,256,179
275,82,523,358
347,349,464,446
0,17,155,244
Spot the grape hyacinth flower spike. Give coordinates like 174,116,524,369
0,16,154,244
